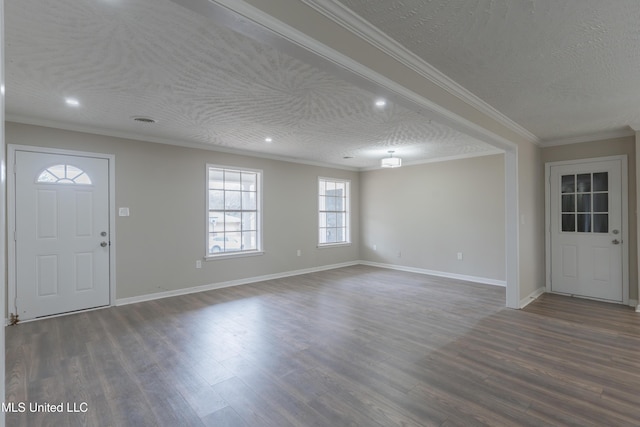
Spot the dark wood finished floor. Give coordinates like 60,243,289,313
6,265,640,426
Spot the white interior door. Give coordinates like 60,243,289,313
549,159,624,302
14,150,110,319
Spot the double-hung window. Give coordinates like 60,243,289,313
318,177,350,246
207,165,262,257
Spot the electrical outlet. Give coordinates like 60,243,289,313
296,249,301,257
373,244,377,251
196,260,202,269
457,252,463,261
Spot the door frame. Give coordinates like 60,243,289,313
7,144,116,321
545,155,629,305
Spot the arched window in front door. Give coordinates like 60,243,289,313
37,164,92,185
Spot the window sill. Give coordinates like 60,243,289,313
205,251,264,261
317,242,352,249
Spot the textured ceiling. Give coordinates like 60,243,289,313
5,0,499,169
336,0,640,142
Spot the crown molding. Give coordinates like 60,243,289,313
298,0,540,145
540,127,635,147
5,115,360,171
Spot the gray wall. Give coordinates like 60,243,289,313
360,154,506,282
7,122,360,300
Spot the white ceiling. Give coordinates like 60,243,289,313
335,0,640,143
6,0,637,169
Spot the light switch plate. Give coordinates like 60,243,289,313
119,207,130,217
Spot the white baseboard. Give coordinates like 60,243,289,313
520,287,545,309
115,261,359,306
630,299,639,312
358,261,506,287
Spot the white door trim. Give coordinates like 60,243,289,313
7,144,116,321
545,155,629,305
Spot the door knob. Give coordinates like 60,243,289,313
101,231,107,237
100,241,108,247
612,239,620,245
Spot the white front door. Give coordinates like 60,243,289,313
14,150,110,319
549,158,624,302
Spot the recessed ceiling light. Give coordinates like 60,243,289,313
65,98,80,107
132,116,157,124
265,137,273,143
375,99,386,107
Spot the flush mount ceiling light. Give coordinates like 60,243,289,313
131,116,157,124
65,97,80,107
375,99,386,107
265,137,273,143
381,150,402,168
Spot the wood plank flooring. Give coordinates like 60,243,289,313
6,265,640,426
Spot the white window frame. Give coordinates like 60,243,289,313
206,164,263,260
318,177,351,247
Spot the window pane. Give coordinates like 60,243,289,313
576,194,591,213
66,165,84,180
326,181,336,193
562,195,575,213
225,212,241,232
319,228,327,244
241,173,256,191
209,190,224,210
225,171,241,190
226,232,242,251
225,191,241,210
242,212,256,231
209,169,224,189
561,175,575,193
337,213,345,227
326,197,336,211
319,196,326,211
319,180,326,196
48,164,66,179
326,229,337,243
242,231,256,250
327,213,337,227
576,174,591,192
562,214,575,232
593,193,608,212
319,212,327,227
335,228,344,242
593,172,608,192
74,173,92,184
242,191,256,210
37,170,57,183
577,214,591,232
209,213,223,232
593,214,608,233
210,233,224,253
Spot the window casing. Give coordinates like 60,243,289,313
318,177,350,246
207,165,262,257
